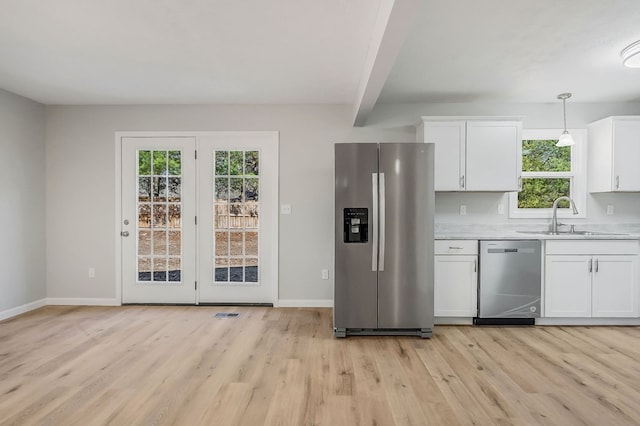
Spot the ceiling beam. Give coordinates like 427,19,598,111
352,0,419,127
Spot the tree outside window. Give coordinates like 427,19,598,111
518,140,572,208
509,129,586,219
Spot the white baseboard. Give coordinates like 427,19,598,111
0,299,47,322
277,299,333,308
46,298,121,306
435,317,474,325
536,317,640,326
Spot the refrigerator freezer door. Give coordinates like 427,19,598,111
377,143,435,329
334,143,378,329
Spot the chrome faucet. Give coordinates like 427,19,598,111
550,196,579,234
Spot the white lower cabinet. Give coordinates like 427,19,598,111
434,240,478,317
544,241,640,318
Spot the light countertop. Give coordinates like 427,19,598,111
435,224,640,241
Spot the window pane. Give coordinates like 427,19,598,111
153,151,168,175
153,257,167,281
518,178,571,208
245,178,259,201
138,230,151,255
168,151,181,175
168,258,181,282
215,258,229,282
138,204,151,228
215,178,229,201
522,140,571,172
168,177,181,202
152,177,167,202
215,151,229,175
168,204,181,229
230,178,243,202
245,151,259,175
153,230,167,255
168,231,181,255
139,177,151,202
139,151,151,175
230,151,243,175
230,258,243,282
138,257,151,281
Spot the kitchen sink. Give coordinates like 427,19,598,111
517,230,629,236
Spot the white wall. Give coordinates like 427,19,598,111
0,89,46,316
369,102,640,225
44,101,640,305
44,105,414,303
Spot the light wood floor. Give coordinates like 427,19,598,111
1,306,640,425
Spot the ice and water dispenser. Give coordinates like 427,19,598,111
343,208,368,243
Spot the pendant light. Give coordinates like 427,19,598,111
556,93,575,147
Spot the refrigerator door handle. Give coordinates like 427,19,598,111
372,173,378,271
379,173,385,271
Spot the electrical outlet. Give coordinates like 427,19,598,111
321,269,329,280
459,205,467,215
281,204,292,215
88,267,95,278
497,204,505,215
606,205,614,215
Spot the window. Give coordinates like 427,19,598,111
509,129,586,218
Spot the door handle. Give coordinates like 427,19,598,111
379,173,385,272
121,231,130,237
371,173,378,272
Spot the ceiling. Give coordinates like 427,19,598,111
1,0,640,123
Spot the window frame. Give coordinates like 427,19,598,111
509,129,587,219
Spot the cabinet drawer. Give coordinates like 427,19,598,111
546,240,639,255
435,240,478,255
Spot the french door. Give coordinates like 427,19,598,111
120,133,278,305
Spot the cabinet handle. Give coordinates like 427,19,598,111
518,176,522,190
595,259,599,273
473,259,477,273
588,259,592,272
616,176,620,189
460,175,465,189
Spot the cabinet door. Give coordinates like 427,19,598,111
434,255,477,316
592,256,639,317
466,121,521,191
545,256,592,317
613,120,640,191
423,121,465,191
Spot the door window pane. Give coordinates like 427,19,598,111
137,150,183,284
168,151,181,175
213,150,260,284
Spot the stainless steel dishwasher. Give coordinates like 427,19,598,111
474,240,541,325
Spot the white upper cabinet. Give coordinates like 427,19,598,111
588,116,640,192
420,121,465,191
417,118,522,192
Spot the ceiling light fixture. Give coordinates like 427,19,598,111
556,93,575,147
621,40,640,68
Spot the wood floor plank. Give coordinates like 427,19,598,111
1,306,640,425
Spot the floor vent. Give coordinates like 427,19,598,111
214,313,240,318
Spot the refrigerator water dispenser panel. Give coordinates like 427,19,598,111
343,208,368,243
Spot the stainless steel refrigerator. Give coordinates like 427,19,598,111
334,143,434,338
